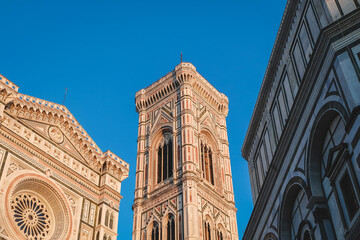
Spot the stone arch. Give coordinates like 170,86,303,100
279,176,310,239
216,223,227,240
105,210,110,227
109,212,114,229
263,232,278,240
200,129,220,187
150,116,173,138
146,219,160,240
307,101,349,199
0,171,73,240
162,212,176,240
204,214,215,240
98,207,102,225
199,129,219,153
152,128,173,184
296,220,314,240
147,127,174,190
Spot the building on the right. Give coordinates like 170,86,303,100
242,1,360,239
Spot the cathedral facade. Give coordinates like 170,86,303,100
242,0,360,239
0,76,129,240
132,63,239,240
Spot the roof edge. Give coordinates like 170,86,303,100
241,0,299,160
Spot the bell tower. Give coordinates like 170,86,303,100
132,63,238,240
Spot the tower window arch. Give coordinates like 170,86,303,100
98,207,102,225
157,133,173,183
105,210,110,227
204,221,211,240
109,213,114,229
216,230,223,240
200,138,214,185
151,222,160,240
167,215,175,240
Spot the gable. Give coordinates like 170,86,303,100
20,118,86,162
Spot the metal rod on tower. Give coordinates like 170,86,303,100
181,52,183,63
63,88,68,106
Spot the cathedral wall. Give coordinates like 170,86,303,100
0,110,127,240
242,0,360,238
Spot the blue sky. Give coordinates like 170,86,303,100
0,0,287,238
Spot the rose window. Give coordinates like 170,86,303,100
11,193,51,240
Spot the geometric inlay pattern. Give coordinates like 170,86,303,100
11,193,51,240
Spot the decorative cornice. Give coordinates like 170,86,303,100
135,62,229,115
241,0,301,160
0,75,129,178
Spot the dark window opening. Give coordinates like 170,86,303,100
157,138,173,184
201,143,214,185
303,230,311,240
167,218,175,240
152,225,159,240
340,171,359,220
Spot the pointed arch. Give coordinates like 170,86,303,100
200,131,218,186
105,210,110,227
204,214,214,240
153,129,173,184
98,207,102,225
307,101,348,199
162,212,176,240
151,222,160,240
109,213,114,229
279,177,310,239
216,223,226,240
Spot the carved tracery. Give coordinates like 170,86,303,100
157,134,173,183
200,137,214,185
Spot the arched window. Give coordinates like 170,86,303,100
108,237,112,240
98,207,102,225
290,189,306,240
109,213,114,229
151,223,160,240
303,230,311,240
263,232,278,240
321,116,359,224
105,210,110,227
96,232,100,240
167,216,175,240
204,222,211,240
103,234,107,240
157,134,173,183
216,230,223,240
201,142,214,185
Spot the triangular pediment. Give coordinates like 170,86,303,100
325,77,341,99
150,108,173,134
200,112,216,133
20,118,86,162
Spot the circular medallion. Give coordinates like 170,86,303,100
11,193,51,239
48,126,64,144
4,173,72,240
